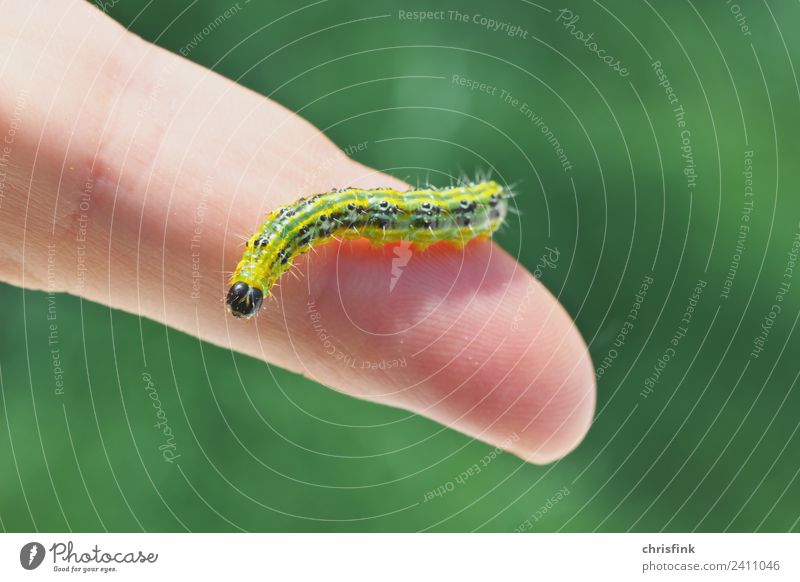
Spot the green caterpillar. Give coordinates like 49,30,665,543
226,180,509,318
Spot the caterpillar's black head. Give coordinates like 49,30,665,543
226,282,264,319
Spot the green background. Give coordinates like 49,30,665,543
2,0,799,532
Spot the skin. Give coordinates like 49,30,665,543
0,0,595,464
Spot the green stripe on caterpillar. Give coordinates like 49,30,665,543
226,180,510,319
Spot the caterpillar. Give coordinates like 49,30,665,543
226,180,509,318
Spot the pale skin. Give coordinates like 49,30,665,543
0,0,595,464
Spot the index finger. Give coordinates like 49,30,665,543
0,0,595,463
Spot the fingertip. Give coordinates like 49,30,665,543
508,344,596,464
278,238,596,463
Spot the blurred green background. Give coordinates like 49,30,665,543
2,0,799,532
